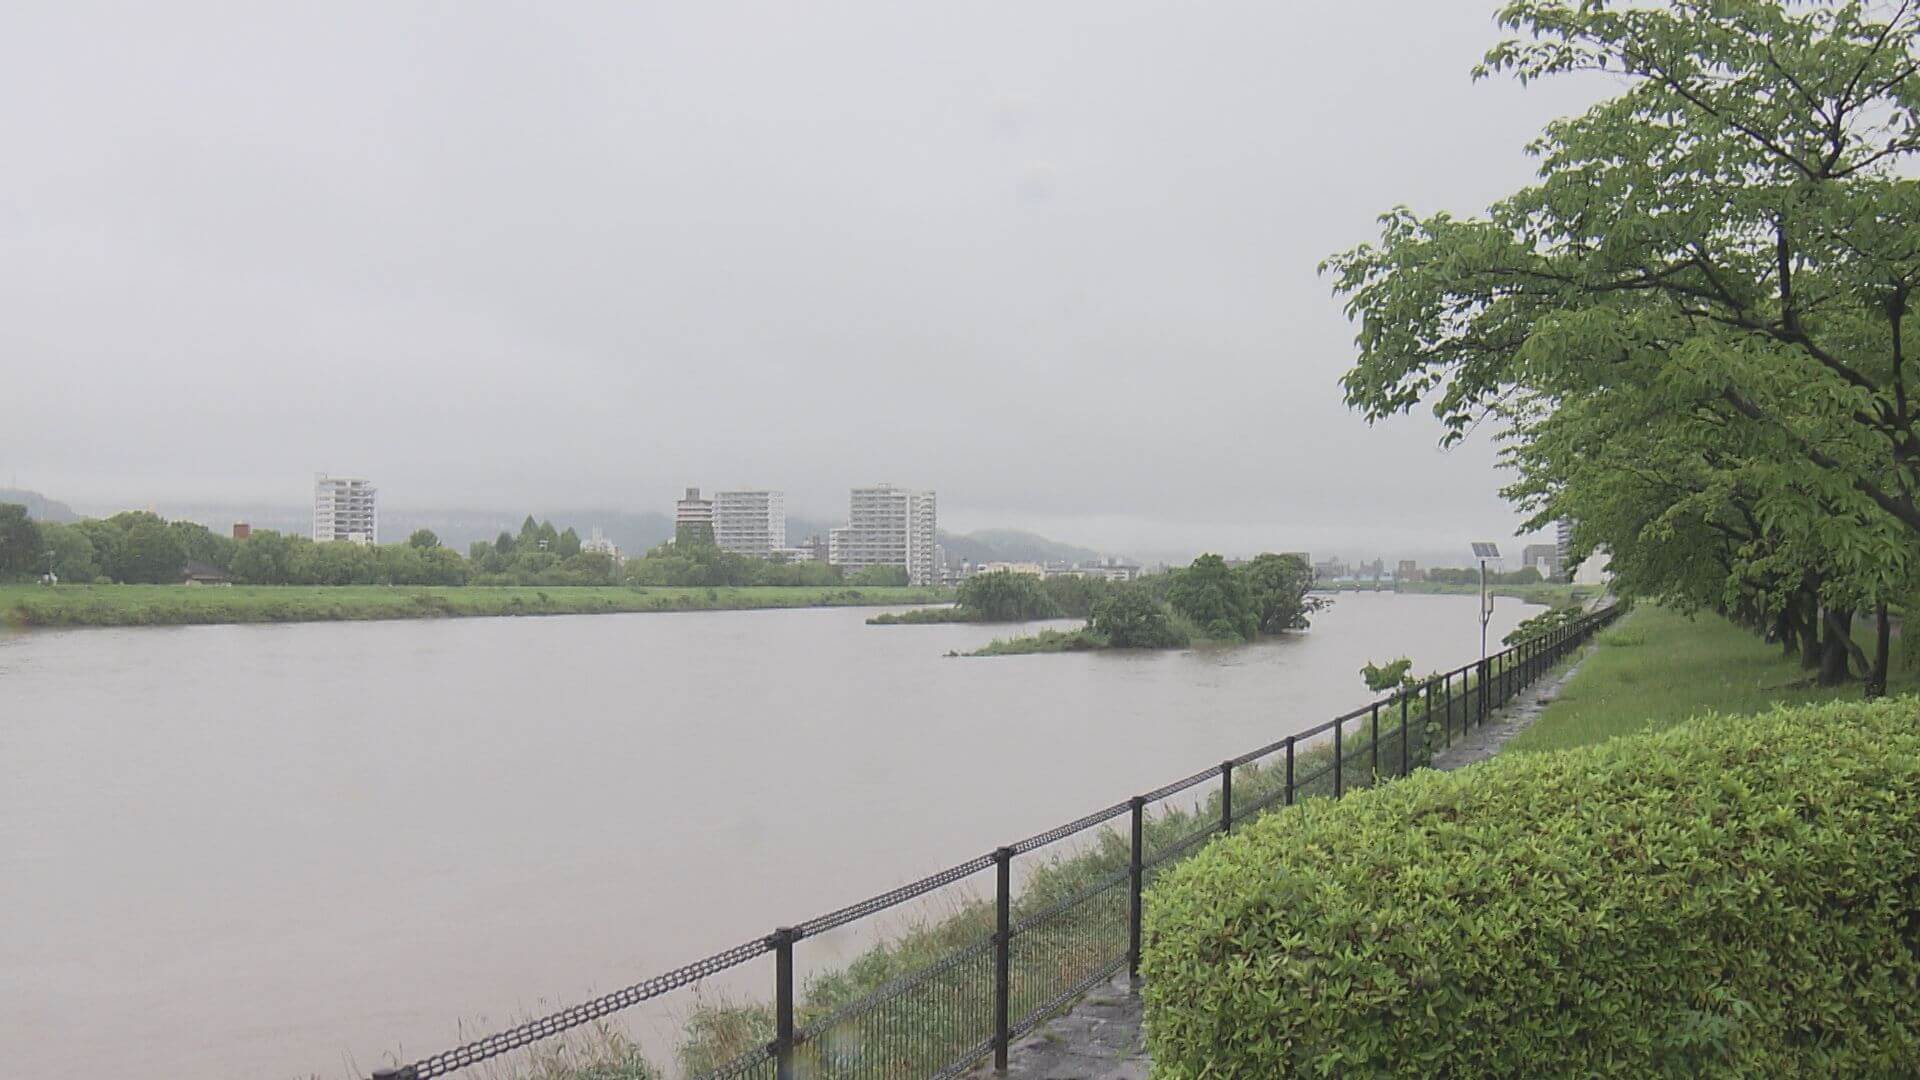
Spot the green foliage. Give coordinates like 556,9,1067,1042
1089,587,1191,649
1239,552,1324,633
1143,698,1920,1077
1328,0,1920,694
116,516,187,583
844,565,910,587
0,504,45,579
1166,554,1257,641
1358,657,1412,693
37,521,99,582
407,528,441,549
955,570,1062,621
1502,602,1588,647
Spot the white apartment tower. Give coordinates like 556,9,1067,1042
313,474,377,545
829,484,937,586
712,490,786,558
675,487,715,541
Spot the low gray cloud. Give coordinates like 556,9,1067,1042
1,1,1604,563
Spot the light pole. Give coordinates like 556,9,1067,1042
1471,542,1500,661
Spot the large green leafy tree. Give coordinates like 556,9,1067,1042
1168,554,1258,641
957,570,1061,621
116,518,188,583
1238,552,1325,633
38,522,99,582
0,503,43,579
1091,588,1190,649
1329,0,1920,692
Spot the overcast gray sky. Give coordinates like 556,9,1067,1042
1,1,1606,563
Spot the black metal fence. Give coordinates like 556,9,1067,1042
369,604,1621,1080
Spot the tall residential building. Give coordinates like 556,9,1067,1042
1555,519,1574,580
313,474,377,545
675,487,714,542
1521,542,1559,578
712,490,786,558
829,484,937,585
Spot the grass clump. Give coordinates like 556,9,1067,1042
1142,698,1920,1078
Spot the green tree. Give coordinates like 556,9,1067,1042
1091,588,1190,649
230,530,295,585
846,565,909,587
495,530,516,555
167,520,236,570
0,503,43,579
1167,554,1257,641
957,571,1061,621
1328,0,1920,695
1238,553,1324,633
407,528,441,550
117,518,188,583
38,521,99,582
557,527,582,558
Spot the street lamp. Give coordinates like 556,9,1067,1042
1471,542,1501,660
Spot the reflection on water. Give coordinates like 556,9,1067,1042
0,592,1536,1079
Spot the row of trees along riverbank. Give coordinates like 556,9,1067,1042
872,554,1325,654
0,506,914,589
1327,0,1920,699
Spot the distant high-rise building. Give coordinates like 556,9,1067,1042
712,490,786,558
675,487,714,543
313,474,376,545
1555,519,1574,580
829,484,937,585
1521,542,1559,578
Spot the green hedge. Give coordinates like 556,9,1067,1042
1140,699,1920,1077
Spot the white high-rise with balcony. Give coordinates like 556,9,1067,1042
712,490,786,558
313,474,377,545
829,484,937,585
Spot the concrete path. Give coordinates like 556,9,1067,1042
1426,646,1592,771
978,972,1146,1080
986,637,1600,1078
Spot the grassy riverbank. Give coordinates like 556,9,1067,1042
1506,605,1916,754
0,583,952,628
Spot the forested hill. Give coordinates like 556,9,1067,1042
0,490,78,523
936,529,1104,566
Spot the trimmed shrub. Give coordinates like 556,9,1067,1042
1141,699,1920,1078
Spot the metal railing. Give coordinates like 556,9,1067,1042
369,604,1621,1080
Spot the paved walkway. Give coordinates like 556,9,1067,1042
985,637,1602,1078
980,972,1146,1080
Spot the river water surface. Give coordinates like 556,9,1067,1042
0,591,1536,1079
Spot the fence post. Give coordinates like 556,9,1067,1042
1127,796,1145,978
1444,671,1453,748
1284,736,1295,805
1478,658,1489,727
1219,760,1233,834
1423,681,1433,765
1369,703,1380,782
993,846,1012,1071
1333,719,1344,797
1399,692,1410,777
773,927,796,1080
